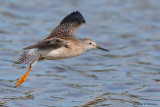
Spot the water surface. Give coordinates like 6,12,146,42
1,0,160,106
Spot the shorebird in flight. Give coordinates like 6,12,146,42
15,11,109,87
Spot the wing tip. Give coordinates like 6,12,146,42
60,11,86,25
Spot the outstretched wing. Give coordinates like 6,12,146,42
23,38,67,49
46,11,85,39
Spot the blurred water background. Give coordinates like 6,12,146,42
1,0,160,106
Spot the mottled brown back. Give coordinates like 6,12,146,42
45,11,85,39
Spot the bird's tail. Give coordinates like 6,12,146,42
18,49,40,66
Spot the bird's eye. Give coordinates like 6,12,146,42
89,42,92,45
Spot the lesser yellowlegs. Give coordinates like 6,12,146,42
15,11,109,87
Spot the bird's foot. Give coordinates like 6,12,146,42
15,74,28,87
14,66,32,88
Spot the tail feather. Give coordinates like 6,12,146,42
18,49,40,66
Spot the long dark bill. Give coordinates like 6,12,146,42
96,46,109,51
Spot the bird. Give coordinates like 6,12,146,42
15,11,109,87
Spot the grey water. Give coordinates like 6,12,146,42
1,0,160,107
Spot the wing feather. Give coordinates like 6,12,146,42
46,11,85,39
23,38,66,49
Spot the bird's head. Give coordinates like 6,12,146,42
81,39,109,51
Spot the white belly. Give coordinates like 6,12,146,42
38,47,79,60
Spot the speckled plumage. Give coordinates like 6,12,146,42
19,11,87,66
15,11,108,87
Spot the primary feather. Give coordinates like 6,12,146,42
46,11,85,39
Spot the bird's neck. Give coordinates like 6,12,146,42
79,39,88,51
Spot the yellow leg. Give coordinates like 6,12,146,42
14,65,32,88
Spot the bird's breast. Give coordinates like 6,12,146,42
38,46,84,60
